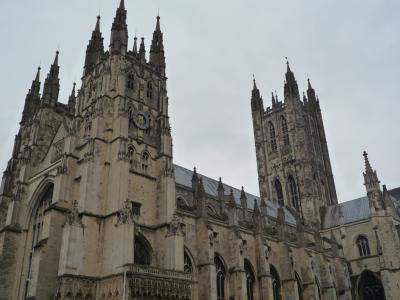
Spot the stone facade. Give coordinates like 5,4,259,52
0,1,399,300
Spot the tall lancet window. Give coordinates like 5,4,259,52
215,256,226,300
127,72,135,90
274,179,284,206
269,122,277,152
244,260,255,300
147,82,153,99
288,176,300,211
270,265,282,300
281,117,290,146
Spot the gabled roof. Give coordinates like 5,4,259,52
174,164,297,225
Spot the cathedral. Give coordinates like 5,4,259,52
1,1,400,299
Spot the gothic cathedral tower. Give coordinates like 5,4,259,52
0,2,189,299
251,62,338,227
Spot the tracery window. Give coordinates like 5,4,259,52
215,256,226,300
281,117,290,146
141,152,149,172
274,179,284,206
25,184,54,299
147,82,153,99
270,265,281,300
357,235,371,257
288,175,300,211
32,185,53,247
134,235,151,266
269,122,277,152
244,260,255,300
184,251,193,273
127,72,135,90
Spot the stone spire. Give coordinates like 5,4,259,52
251,77,263,112
110,0,128,55
68,82,76,113
284,59,300,101
21,67,41,123
84,15,104,74
139,37,146,63
149,15,166,75
363,151,380,193
42,51,60,105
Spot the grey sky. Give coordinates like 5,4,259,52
0,0,399,202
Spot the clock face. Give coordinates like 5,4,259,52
132,110,150,130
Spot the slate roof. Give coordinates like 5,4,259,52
323,187,400,229
174,164,297,225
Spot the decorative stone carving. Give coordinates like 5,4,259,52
115,200,135,226
52,139,64,161
66,200,83,227
166,213,185,238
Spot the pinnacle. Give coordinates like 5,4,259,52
53,50,59,66
35,66,41,82
156,15,161,31
307,77,313,90
95,15,101,32
363,151,372,171
119,0,125,10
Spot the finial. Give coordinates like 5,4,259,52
363,151,372,171
285,57,290,71
119,0,125,10
35,66,41,81
252,74,258,89
307,77,313,90
53,50,59,66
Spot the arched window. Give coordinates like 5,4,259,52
357,235,371,257
184,251,193,274
281,117,289,146
288,176,300,211
31,185,53,246
25,184,54,298
244,260,255,300
141,152,149,172
295,272,303,300
269,122,277,152
134,235,151,266
215,256,226,300
270,265,281,300
127,72,135,90
128,146,135,169
274,179,284,206
147,82,153,99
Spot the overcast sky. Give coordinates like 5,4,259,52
0,0,399,203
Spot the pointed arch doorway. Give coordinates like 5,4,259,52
357,270,386,300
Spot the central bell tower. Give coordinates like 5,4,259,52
251,62,337,227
